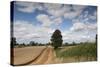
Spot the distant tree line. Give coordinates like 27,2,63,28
11,31,97,48
63,34,97,46
11,37,51,48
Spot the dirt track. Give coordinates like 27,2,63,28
13,46,56,66
30,46,55,65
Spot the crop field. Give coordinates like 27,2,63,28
55,43,97,63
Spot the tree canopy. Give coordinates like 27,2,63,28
51,29,63,49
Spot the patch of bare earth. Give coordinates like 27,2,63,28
13,46,46,65
30,46,56,65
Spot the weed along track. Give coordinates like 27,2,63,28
14,47,55,66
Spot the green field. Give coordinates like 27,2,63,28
55,43,97,62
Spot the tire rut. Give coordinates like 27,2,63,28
30,47,51,65
14,47,55,66
13,47,46,66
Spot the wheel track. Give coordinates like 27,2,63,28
30,47,50,65
14,47,54,66
13,47,46,66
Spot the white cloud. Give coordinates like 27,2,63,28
86,23,97,31
70,21,97,32
44,3,63,10
70,22,86,31
36,14,63,27
15,1,44,13
44,4,70,18
53,17,63,25
14,20,96,44
64,11,80,19
62,16,97,43
36,14,53,27
89,11,97,20
15,2,87,20
44,3,65,17
14,2,97,44
62,29,96,43
14,21,36,39
14,20,54,44
64,5,86,19
72,5,86,11
44,4,86,19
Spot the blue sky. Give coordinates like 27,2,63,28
12,1,97,44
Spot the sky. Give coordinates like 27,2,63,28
11,1,97,44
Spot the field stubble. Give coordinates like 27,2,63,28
13,46,46,65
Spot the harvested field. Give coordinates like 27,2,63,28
13,46,46,65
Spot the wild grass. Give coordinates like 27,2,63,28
55,43,97,61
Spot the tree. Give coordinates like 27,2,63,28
29,41,36,46
21,43,26,46
51,29,63,49
64,42,69,46
11,37,17,47
72,41,76,45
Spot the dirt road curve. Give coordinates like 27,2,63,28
30,46,55,65
14,46,56,66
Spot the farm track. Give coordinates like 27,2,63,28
30,47,50,65
14,47,55,66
